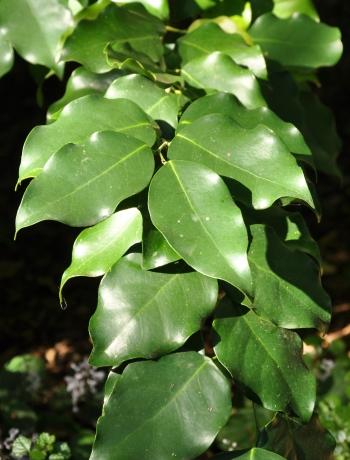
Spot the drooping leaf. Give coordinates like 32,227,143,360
89,254,218,366
182,52,265,109
112,0,169,19
0,34,14,77
250,13,342,68
62,4,164,73
273,0,319,20
105,74,179,128
169,113,314,210
0,0,72,75
213,448,286,459
178,23,267,78
148,160,252,296
60,208,142,297
48,67,121,121
178,93,313,166
16,131,154,232
248,224,331,330
142,229,180,270
214,301,316,421
258,414,336,460
91,352,231,459
19,95,156,182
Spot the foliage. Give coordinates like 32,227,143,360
0,0,344,458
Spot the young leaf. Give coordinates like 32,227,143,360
19,95,156,182
142,229,180,270
0,0,72,75
148,160,253,296
248,224,331,330
214,302,316,421
178,22,267,78
89,254,218,366
258,414,336,460
105,74,179,128
250,13,342,68
60,208,142,297
62,4,164,73
182,52,265,109
179,93,313,166
169,113,314,210
16,131,154,231
91,352,231,459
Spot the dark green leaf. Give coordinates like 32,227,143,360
213,447,286,459
60,208,142,296
142,229,180,270
62,4,164,73
214,302,316,421
248,224,331,330
148,160,252,296
250,13,342,68
182,52,265,109
19,94,156,182
91,352,231,459
0,0,72,75
178,23,267,78
16,131,154,231
89,254,218,366
105,74,179,128
169,113,314,210
258,414,336,460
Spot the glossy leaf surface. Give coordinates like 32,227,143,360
91,352,232,459
248,224,331,330
148,160,252,296
142,229,180,270
19,95,156,181
0,0,72,75
250,13,342,68
89,254,218,366
179,93,312,165
258,414,336,460
63,4,164,73
105,74,179,128
214,448,286,459
0,34,14,77
273,0,319,19
112,0,169,19
16,131,154,231
60,208,142,295
214,303,316,421
182,52,265,109
169,113,314,209
178,23,267,78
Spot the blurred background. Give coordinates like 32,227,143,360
0,0,349,458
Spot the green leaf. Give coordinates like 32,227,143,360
250,13,342,68
142,229,180,270
182,52,265,109
148,160,252,296
112,0,169,19
0,0,72,75
273,0,319,20
248,224,331,330
60,208,142,297
213,447,286,459
19,94,156,182
103,372,120,405
178,23,267,78
105,74,179,128
169,113,314,210
91,352,231,459
258,414,336,460
214,302,316,421
179,93,313,166
0,34,14,77
16,131,154,232
62,4,164,73
11,435,32,458
48,67,120,121
89,254,218,366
